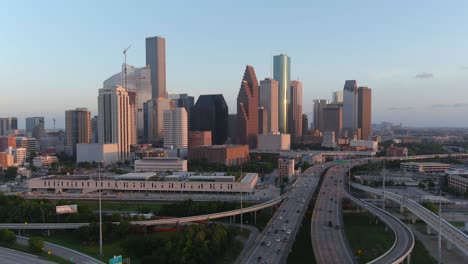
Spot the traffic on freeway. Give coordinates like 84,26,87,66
241,164,331,264
311,164,356,264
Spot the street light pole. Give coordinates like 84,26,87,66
240,164,243,231
383,160,386,211
438,190,442,264
98,163,103,256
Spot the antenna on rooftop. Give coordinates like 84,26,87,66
53,118,56,130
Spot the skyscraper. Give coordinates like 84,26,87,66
357,87,372,140
0,118,17,136
258,107,268,135
98,86,131,159
65,108,91,157
273,54,291,133
302,114,309,136
342,80,358,137
91,116,98,143
103,64,152,143
128,91,137,145
313,99,328,131
143,97,175,146
332,91,343,103
259,78,279,133
163,107,188,148
236,65,259,148
25,117,45,139
190,95,228,145
323,103,343,138
146,36,166,99
289,80,303,140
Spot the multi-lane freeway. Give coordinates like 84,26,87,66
240,164,329,264
311,164,356,264
0,246,54,264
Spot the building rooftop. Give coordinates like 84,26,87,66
241,173,257,184
114,172,156,180
401,162,450,166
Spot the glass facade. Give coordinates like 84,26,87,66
273,54,291,133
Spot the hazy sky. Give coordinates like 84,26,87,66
1,0,468,128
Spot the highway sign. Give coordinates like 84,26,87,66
109,255,123,264
333,160,350,164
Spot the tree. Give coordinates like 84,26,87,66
4,167,18,180
428,181,436,188
0,229,16,246
301,161,311,172
418,182,425,189
28,237,44,253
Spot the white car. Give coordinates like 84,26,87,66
322,226,328,230
286,229,291,234
279,215,283,220
276,236,281,242
266,241,272,247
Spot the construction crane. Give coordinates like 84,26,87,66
122,45,132,91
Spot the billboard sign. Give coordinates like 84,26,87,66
55,204,78,215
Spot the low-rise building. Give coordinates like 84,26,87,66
350,140,378,152
446,169,468,193
400,162,451,173
188,145,249,166
0,152,14,169
12,148,27,165
28,172,259,194
134,157,187,172
257,133,290,151
32,155,58,168
321,131,336,148
386,144,408,157
188,131,212,147
76,143,119,165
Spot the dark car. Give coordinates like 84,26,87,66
335,225,340,230
277,249,281,254
285,219,289,223
261,241,266,246
328,221,333,227
258,256,263,262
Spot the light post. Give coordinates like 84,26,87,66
382,159,386,211
240,164,243,231
98,163,103,256
438,190,442,264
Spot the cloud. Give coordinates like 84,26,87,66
387,106,413,111
432,103,468,109
414,72,434,79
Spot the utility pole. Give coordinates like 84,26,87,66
383,159,386,211
98,163,103,256
348,166,351,192
240,164,243,231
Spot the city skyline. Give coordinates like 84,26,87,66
1,1,468,128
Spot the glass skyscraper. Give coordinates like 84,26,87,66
273,54,291,133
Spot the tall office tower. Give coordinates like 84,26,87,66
313,99,328,131
357,87,372,140
103,65,152,143
259,78,279,133
0,118,18,135
98,86,131,159
323,103,343,138
236,65,259,148
91,116,98,143
332,91,343,103
289,80,303,139
227,114,237,143
146,36,166,99
0,135,16,152
163,107,188,148
342,80,358,137
150,97,175,146
26,117,45,139
190,95,228,145
273,54,291,133
169,93,194,128
302,114,309,136
65,108,91,157
258,107,268,135
128,91,137,145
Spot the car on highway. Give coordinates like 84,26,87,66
266,241,272,247
279,215,282,220
281,225,286,231
286,229,291,234
335,225,340,230
282,237,287,242
257,256,262,262
276,236,281,242
328,221,333,227
322,226,328,230
285,219,289,223
277,249,281,254
261,241,265,246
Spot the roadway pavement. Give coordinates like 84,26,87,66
240,164,329,264
0,246,54,264
16,236,104,264
311,164,356,264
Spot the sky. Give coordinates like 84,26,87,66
1,0,468,129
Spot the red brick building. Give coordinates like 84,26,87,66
188,145,249,166
236,65,259,149
188,131,212,147
0,135,16,152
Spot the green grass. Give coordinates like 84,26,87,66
39,233,123,262
3,242,73,264
286,205,316,263
71,200,163,212
343,213,395,263
449,221,464,227
411,239,437,264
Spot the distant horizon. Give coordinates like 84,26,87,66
1,1,468,128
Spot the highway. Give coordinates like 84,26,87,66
0,246,54,264
240,164,329,264
343,188,414,264
354,183,468,255
311,165,356,264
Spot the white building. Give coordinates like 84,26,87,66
332,91,343,103
446,169,468,193
350,140,378,152
134,157,187,172
322,131,336,148
257,133,290,151
163,107,188,148
98,85,131,159
76,143,119,165
400,162,451,173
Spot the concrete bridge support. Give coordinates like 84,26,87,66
426,225,432,235
400,205,405,213
406,252,411,264
446,240,453,251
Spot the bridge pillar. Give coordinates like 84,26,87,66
411,216,417,224
406,252,411,264
426,225,432,235
400,205,405,213
446,240,453,251
465,222,468,232
254,211,257,225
